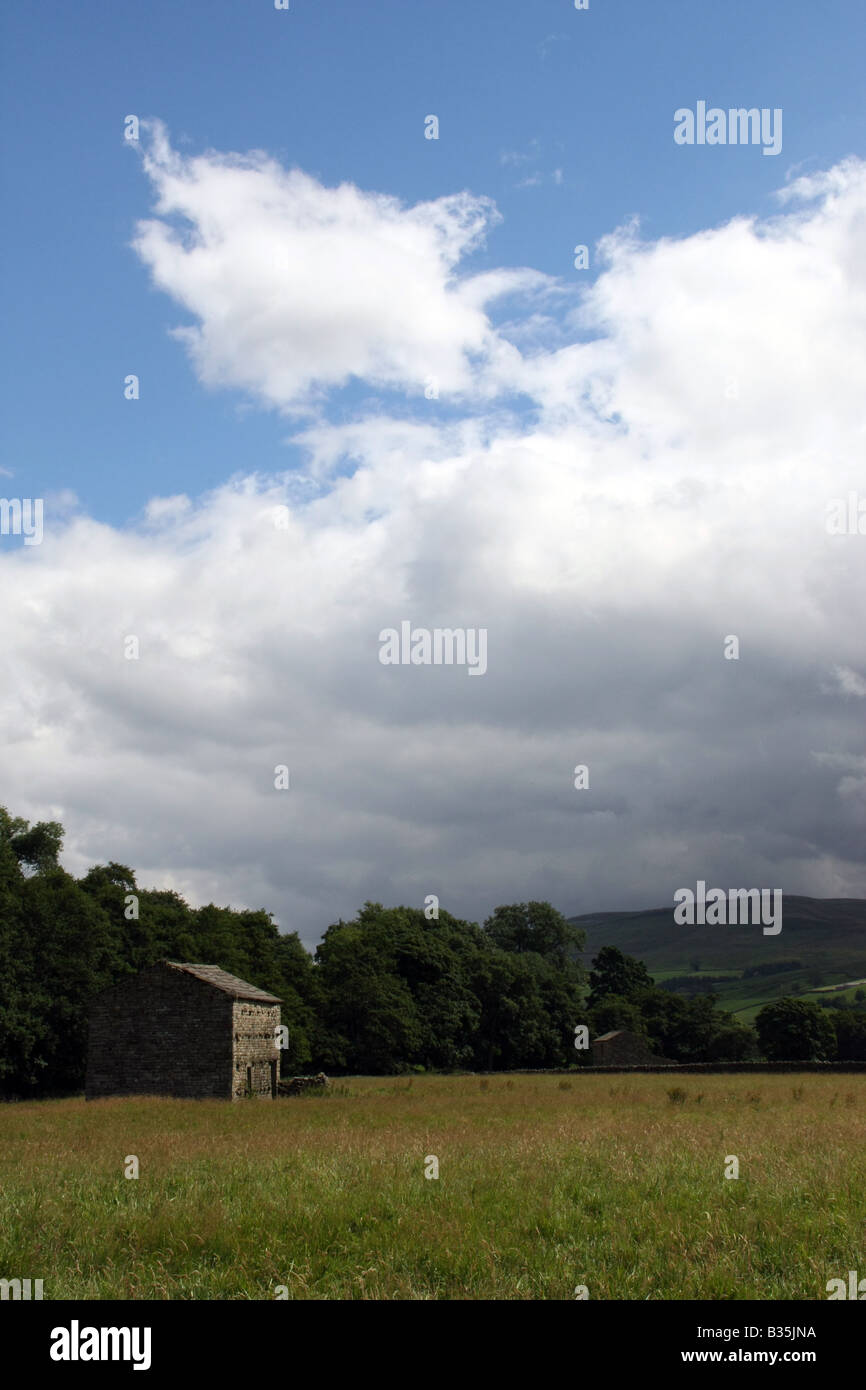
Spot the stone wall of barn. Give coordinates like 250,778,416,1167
231,1000,281,1099
85,964,234,1100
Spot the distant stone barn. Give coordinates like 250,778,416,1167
85,961,282,1101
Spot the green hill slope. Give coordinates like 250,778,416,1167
569,896,866,1022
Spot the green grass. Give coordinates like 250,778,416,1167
1,1075,863,1300
647,966,866,1023
652,969,742,982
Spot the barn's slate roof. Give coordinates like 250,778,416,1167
593,1030,624,1042
163,961,282,1003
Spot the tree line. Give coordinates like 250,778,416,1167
1,808,864,1097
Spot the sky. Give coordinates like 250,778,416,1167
1,0,865,947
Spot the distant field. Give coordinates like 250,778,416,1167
1,1075,863,1300
569,897,866,1031
647,963,866,1023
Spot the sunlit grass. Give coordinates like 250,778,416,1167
1,1075,863,1300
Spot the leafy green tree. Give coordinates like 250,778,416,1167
17,865,124,1092
469,952,551,1069
79,863,144,976
829,1010,866,1061
137,888,199,964
483,901,585,969
587,994,647,1039
0,805,323,1093
272,931,318,1073
704,1019,760,1062
313,903,488,1072
2,802,785,1089
755,997,837,1061
314,913,423,1072
584,955,761,1061
636,991,722,1063
588,947,654,1005
0,812,48,1092
8,817,64,873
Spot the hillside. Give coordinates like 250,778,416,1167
570,896,866,1022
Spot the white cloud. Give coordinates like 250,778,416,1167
3,146,866,939
828,665,866,698
144,494,192,524
132,121,546,414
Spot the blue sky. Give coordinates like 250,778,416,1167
3,0,864,527
2,1,866,940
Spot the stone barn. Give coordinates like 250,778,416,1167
590,1029,666,1066
85,961,282,1101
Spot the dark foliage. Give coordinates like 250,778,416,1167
0,808,589,1093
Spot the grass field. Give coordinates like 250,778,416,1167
639,965,866,1024
1,1075,864,1300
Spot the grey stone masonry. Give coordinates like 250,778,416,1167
279,1072,329,1096
85,960,281,1101
232,998,282,1100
